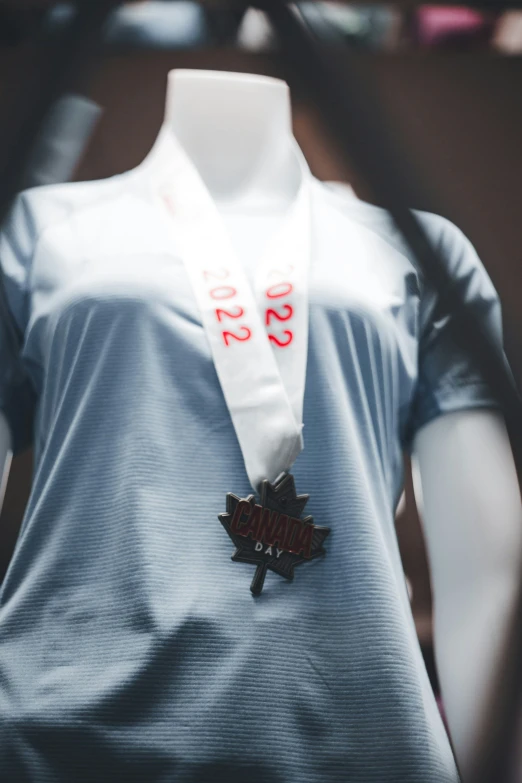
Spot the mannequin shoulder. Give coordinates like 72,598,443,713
2,175,128,246
317,180,474,272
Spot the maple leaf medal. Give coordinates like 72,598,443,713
219,472,330,595
158,132,328,595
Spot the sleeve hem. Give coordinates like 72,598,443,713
403,382,500,453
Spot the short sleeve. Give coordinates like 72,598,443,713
406,216,503,445
0,193,37,455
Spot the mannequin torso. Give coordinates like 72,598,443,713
121,68,522,778
0,72,521,781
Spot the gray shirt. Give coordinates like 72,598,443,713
0,172,500,782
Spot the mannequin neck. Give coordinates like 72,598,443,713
147,69,302,211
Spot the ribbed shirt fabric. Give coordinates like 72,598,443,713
0,170,501,783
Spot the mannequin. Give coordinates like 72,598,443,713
150,70,522,776
0,69,520,782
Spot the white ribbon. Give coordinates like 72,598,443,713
156,132,311,492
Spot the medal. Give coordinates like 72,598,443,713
155,126,329,594
220,472,330,595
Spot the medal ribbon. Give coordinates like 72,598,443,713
156,131,311,492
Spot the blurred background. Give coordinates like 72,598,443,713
1,0,522,712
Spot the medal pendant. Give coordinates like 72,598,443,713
218,472,330,596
